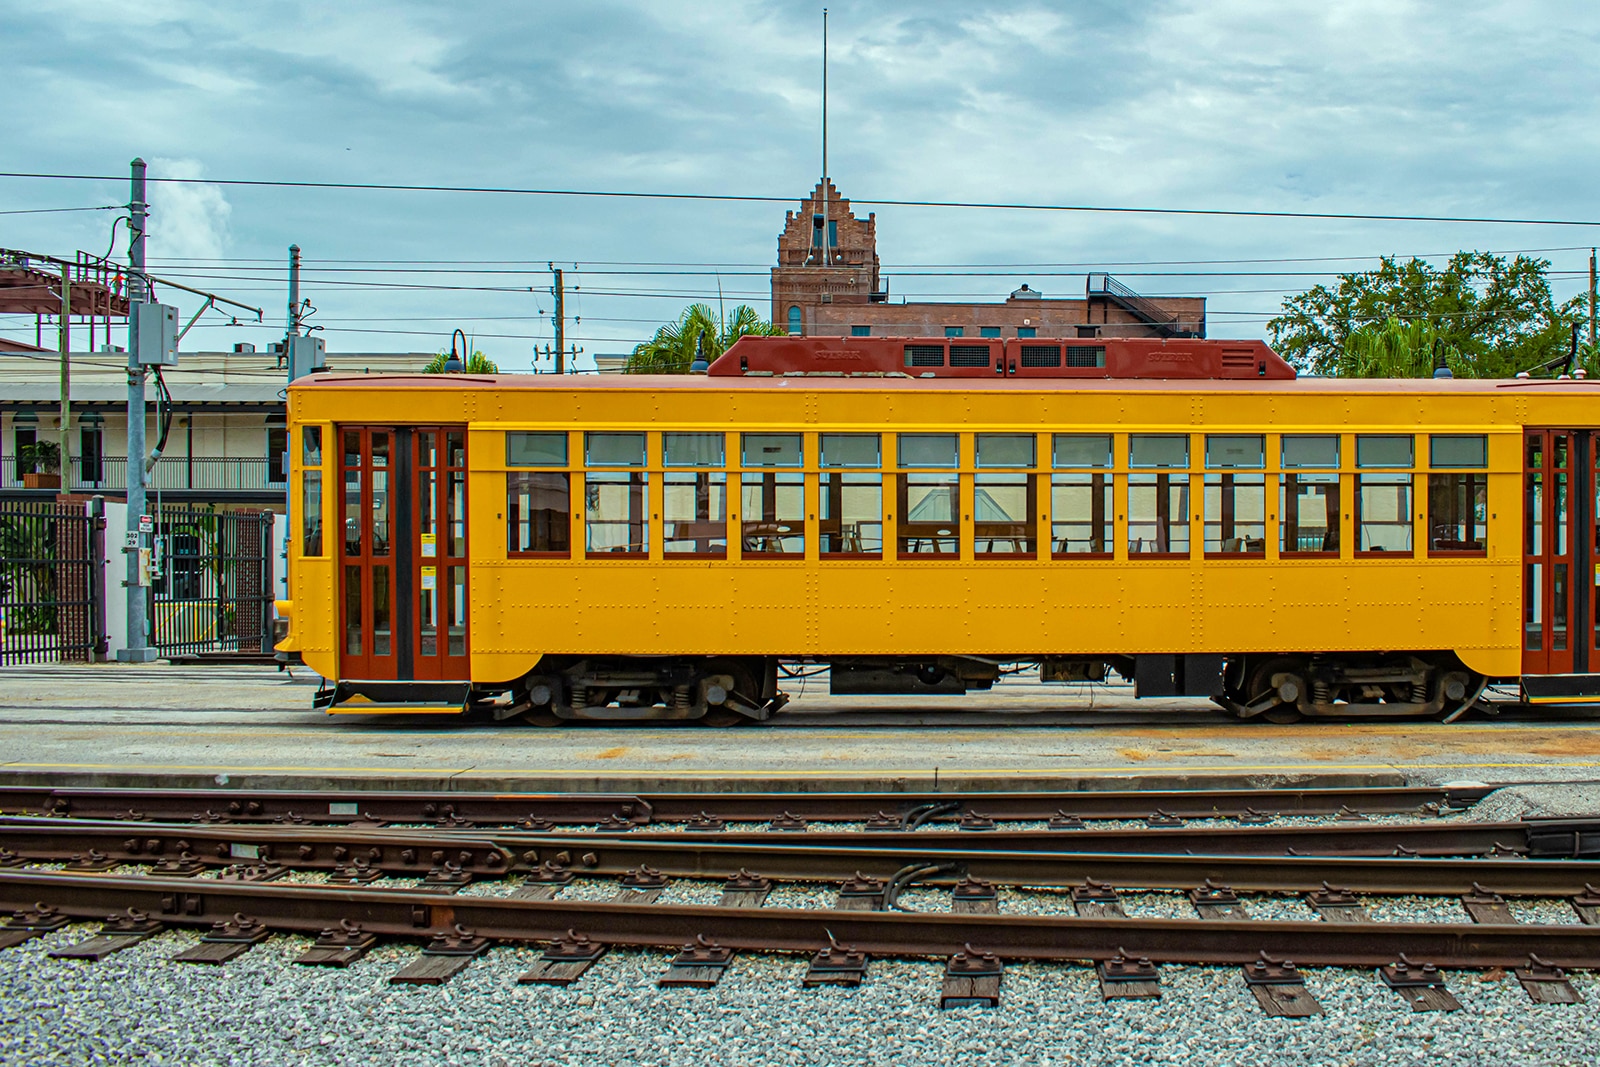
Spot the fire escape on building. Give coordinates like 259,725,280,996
1086,272,1205,339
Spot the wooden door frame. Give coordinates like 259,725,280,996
1523,428,1594,676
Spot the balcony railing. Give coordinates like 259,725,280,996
3,456,287,493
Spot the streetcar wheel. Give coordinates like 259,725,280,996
1246,657,1306,724
518,706,562,728
699,705,747,728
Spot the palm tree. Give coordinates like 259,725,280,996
626,303,783,374
423,349,499,373
1335,317,1460,378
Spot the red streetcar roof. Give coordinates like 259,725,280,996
708,335,1298,381
291,371,1600,395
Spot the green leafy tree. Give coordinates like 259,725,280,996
423,349,499,373
1267,253,1587,378
626,303,783,374
1334,316,1463,378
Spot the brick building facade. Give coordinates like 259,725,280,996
771,182,1205,340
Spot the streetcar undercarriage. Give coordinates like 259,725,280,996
462,650,1492,725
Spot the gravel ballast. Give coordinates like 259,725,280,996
2,919,1597,1067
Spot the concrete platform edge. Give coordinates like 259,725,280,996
0,768,1414,794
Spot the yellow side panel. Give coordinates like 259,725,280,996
285,377,1557,686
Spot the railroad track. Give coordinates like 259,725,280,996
4,815,1600,889
4,783,1597,1015
0,782,1493,826
2,866,1597,1013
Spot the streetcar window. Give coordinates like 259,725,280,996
1205,435,1264,469
898,473,958,556
898,433,959,469
507,472,571,556
1051,474,1112,555
1356,435,1413,468
741,433,802,468
585,472,648,555
303,471,323,557
664,472,727,556
1428,473,1487,553
976,434,1035,468
585,432,645,467
1204,473,1266,554
1052,434,1112,469
821,473,882,556
1281,473,1339,554
1129,434,1188,469
974,473,1036,555
664,432,724,467
820,433,880,468
1282,435,1339,468
1430,435,1487,468
741,472,804,556
1128,473,1190,555
507,432,567,467
302,427,323,557
1357,474,1413,553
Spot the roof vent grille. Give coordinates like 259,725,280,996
1020,345,1061,368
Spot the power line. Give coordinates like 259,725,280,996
5,170,1600,227
0,204,122,216
144,245,1600,268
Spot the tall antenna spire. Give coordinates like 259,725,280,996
819,7,829,267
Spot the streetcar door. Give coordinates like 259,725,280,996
1522,429,1597,675
338,425,470,682
409,427,470,680
339,427,398,680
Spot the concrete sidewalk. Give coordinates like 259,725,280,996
2,663,1599,793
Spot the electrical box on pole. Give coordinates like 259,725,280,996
130,302,178,367
286,335,326,381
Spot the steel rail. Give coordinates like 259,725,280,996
6,815,1570,860
3,818,1599,895
2,870,1598,970
553,820,1600,858
0,784,1493,826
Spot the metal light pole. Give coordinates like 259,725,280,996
57,264,70,491
118,157,156,662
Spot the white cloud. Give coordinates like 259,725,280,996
147,158,232,261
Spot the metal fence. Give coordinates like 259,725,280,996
4,456,286,492
0,499,107,664
150,504,276,656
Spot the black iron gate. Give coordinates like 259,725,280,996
150,505,275,656
0,498,107,665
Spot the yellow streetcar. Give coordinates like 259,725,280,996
275,334,1600,724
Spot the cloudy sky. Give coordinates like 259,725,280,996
3,0,1598,368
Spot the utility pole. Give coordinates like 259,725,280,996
286,243,301,351
57,264,70,493
552,264,565,374
119,158,156,662
1589,247,1596,363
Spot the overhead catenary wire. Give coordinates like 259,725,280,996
0,204,123,216
4,170,1600,228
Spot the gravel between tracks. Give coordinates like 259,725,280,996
1,921,1596,1067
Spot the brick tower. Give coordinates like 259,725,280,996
770,181,883,335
